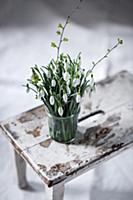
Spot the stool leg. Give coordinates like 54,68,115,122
14,150,28,189
45,182,64,200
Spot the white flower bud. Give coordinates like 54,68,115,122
63,93,68,103
91,76,94,85
63,72,70,81
67,86,71,95
58,106,63,116
67,79,70,85
47,71,51,78
73,78,80,87
64,64,67,72
39,91,44,99
76,94,81,103
51,79,56,87
50,96,55,105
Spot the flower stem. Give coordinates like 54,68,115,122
23,84,37,94
57,16,70,60
56,0,83,60
91,40,122,71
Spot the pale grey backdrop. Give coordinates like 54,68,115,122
0,0,133,199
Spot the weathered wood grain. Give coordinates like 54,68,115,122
1,71,133,188
81,70,133,116
20,100,133,187
0,106,49,151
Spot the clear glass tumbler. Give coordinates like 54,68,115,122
47,112,79,143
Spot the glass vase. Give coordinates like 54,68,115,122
47,112,79,143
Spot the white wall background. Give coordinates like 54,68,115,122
0,0,133,199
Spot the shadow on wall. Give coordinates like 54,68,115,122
0,0,133,27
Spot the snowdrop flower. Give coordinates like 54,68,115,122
46,71,51,78
51,79,56,87
90,75,94,85
63,72,70,81
64,63,67,71
39,89,44,98
49,96,55,105
76,94,81,103
39,88,48,98
66,79,70,86
73,78,80,87
67,86,71,95
63,93,68,103
58,106,63,116
64,63,69,71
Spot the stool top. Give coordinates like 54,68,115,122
1,71,133,187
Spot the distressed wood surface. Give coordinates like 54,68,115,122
1,71,133,187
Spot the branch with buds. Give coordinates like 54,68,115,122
91,38,123,71
51,0,83,60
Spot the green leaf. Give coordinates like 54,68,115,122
117,38,123,44
58,23,63,29
76,52,81,63
67,16,71,23
31,69,40,84
51,42,57,48
63,37,69,42
56,31,61,35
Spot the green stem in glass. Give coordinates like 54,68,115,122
47,112,78,143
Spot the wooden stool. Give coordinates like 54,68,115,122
1,71,133,200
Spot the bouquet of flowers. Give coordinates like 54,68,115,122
25,8,123,143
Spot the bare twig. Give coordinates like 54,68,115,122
90,39,123,71
57,16,70,60
56,0,83,60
